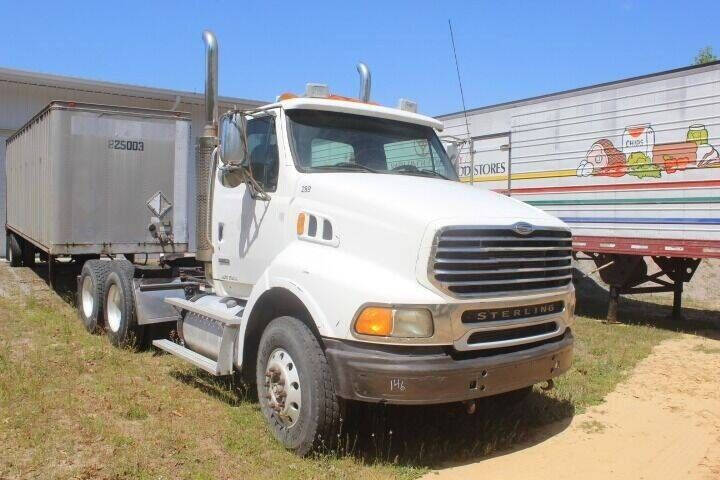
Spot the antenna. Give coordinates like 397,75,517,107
448,19,474,185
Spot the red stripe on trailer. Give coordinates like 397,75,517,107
572,235,720,258
501,179,720,195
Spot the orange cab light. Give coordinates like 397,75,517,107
327,94,379,105
355,307,393,336
296,213,306,235
279,92,298,100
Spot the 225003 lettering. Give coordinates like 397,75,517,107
108,139,144,151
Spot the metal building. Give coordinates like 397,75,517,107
0,67,263,256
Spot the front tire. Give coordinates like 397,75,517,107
103,261,143,348
78,260,111,334
256,316,340,456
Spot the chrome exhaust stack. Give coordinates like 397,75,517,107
195,30,218,265
356,62,371,102
202,30,218,138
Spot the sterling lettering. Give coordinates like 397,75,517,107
462,301,563,324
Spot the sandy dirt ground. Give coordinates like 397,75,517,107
425,333,720,480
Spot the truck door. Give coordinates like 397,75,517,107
457,133,511,194
212,112,282,297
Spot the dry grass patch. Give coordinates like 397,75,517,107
0,295,419,480
0,269,697,477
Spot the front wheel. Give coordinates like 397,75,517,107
256,316,340,456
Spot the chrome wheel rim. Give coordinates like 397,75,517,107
106,284,122,332
81,275,94,318
264,348,302,427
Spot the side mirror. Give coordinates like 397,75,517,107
219,112,249,167
446,143,460,167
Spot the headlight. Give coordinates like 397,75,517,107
354,307,434,338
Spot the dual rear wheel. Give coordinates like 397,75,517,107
77,258,143,347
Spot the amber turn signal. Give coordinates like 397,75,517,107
354,307,393,336
296,213,306,235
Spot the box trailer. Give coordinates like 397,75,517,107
5,101,192,282
440,61,720,320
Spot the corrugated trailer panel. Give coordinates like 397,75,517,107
6,102,191,255
507,67,720,257
6,108,52,248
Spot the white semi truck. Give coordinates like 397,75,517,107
5,32,575,455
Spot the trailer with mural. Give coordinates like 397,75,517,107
440,61,720,320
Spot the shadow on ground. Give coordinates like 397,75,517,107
574,269,720,337
169,366,574,467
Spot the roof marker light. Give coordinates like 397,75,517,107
305,83,330,98
397,98,418,113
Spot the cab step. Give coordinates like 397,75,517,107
154,295,245,376
152,339,231,376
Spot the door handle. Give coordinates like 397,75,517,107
218,222,224,243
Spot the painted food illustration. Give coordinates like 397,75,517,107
627,152,661,178
577,123,720,178
687,124,709,146
698,144,720,166
577,139,626,177
622,124,654,157
652,142,697,173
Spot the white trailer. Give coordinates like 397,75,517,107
440,61,720,320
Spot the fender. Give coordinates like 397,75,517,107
236,239,446,366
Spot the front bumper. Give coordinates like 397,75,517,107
325,329,573,405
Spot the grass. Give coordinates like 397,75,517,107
0,275,691,479
693,343,720,355
579,420,606,434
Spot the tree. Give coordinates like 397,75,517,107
694,46,718,65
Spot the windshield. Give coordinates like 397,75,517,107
286,109,458,181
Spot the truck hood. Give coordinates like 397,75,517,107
300,172,564,226
292,172,568,301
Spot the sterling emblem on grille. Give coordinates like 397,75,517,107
512,222,534,235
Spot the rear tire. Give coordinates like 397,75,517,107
78,260,111,334
8,233,22,267
103,261,143,348
256,316,340,456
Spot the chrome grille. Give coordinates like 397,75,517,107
430,227,573,298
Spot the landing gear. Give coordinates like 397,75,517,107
585,253,700,323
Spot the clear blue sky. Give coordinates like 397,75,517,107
1,0,718,116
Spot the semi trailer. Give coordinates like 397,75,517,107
5,31,575,455
440,61,720,322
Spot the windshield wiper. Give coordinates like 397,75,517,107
391,164,450,180
314,162,378,173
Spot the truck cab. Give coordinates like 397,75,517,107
154,80,576,453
